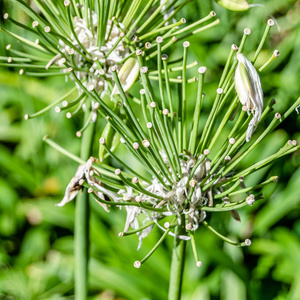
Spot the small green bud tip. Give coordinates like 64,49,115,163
198,66,207,74
163,109,169,115
196,261,202,267
161,54,168,61
132,177,139,184
274,50,280,57
204,149,210,155
62,101,68,107
32,21,39,28
229,138,236,144
246,194,255,206
275,112,281,120
186,223,192,231
142,140,150,147
156,36,163,43
214,0,249,11
244,28,251,35
217,88,223,94
245,239,251,246
183,41,190,48
189,179,197,187
141,66,148,73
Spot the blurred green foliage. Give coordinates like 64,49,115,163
0,0,300,299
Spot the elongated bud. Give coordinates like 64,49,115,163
109,131,121,153
111,58,139,97
99,122,121,162
234,53,263,142
99,122,114,162
214,0,249,11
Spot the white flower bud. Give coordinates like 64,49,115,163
215,0,249,11
111,58,139,98
234,53,263,142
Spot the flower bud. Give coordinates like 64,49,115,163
214,0,250,11
99,122,121,162
111,58,139,97
234,53,263,142
99,122,113,161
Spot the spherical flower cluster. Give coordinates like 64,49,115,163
48,12,128,94
52,19,300,268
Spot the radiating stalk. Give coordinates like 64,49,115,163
182,42,189,150
136,0,169,34
252,19,274,64
189,67,205,154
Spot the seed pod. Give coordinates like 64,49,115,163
214,0,250,11
111,58,139,97
234,53,263,142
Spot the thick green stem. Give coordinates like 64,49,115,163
168,224,187,300
74,108,95,300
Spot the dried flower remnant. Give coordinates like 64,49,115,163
56,156,118,211
47,19,300,268
234,53,263,142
